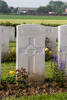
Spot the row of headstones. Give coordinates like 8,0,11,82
0,24,66,81
16,24,65,81
0,26,15,78
0,26,15,59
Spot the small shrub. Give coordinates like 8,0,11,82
51,55,65,87
45,47,53,61
40,23,60,27
6,71,16,84
16,68,28,89
2,68,28,88
8,48,16,62
3,48,16,62
16,68,28,84
19,82,28,89
45,37,54,61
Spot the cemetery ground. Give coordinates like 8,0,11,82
0,15,67,25
1,15,67,20
1,93,67,100
0,22,67,99
0,38,67,100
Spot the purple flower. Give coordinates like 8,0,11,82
59,49,62,53
60,60,64,70
57,66,59,70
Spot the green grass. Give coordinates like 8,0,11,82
0,15,67,25
1,92,67,100
0,19,67,25
9,38,16,47
45,61,53,79
1,61,52,80
1,39,16,80
0,15,67,20
9,41,16,48
9,38,16,50
1,62,16,80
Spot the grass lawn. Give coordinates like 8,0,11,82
1,62,16,80
0,15,67,25
1,92,67,100
1,38,16,79
9,41,16,48
9,38,16,51
0,15,67,20
1,61,52,80
0,19,67,25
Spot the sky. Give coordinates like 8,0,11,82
4,0,67,8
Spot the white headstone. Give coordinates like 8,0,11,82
8,26,15,42
44,26,58,55
0,26,9,59
58,25,67,76
0,34,1,79
16,24,45,81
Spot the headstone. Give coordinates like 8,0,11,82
0,33,1,79
0,26,9,59
53,27,58,41
16,24,45,81
8,26,15,42
58,25,67,76
44,26,58,55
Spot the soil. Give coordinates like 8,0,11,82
0,80,67,98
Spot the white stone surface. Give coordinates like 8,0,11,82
44,26,58,55
16,24,45,80
58,25,67,76
0,33,1,79
0,26,9,58
8,26,15,42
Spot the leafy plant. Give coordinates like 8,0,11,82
51,55,65,87
6,74,16,84
8,48,16,62
45,37,54,61
16,68,28,84
2,48,16,62
16,68,28,89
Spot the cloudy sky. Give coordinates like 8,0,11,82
4,0,67,8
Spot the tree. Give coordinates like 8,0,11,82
49,1,67,14
37,0,67,14
37,6,48,13
46,5,52,12
0,0,10,13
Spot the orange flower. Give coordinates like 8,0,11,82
9,71,15,75
45,48,49,52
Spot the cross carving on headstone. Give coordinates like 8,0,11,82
19,37,44,74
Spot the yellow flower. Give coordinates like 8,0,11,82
9,71,15,75
49,51,52,54
45,48,49,52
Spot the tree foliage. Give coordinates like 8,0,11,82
0,0,10,13
37,1,67,14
